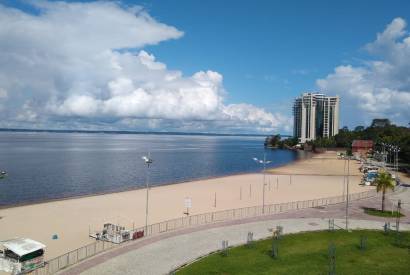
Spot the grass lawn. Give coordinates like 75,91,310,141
364,207,405,218
176,230,410,275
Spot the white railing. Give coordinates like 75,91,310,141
30,189,377,275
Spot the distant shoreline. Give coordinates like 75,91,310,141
0,128,292,138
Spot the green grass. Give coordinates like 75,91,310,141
364,207,405,218
176,230,410,275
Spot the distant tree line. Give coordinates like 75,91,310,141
264,135,298,149
308,119,410,163
265,119,410,164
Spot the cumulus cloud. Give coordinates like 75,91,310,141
0,88,7,99
317,17,410,126
0,1,288,133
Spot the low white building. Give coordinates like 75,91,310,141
0,238,46,274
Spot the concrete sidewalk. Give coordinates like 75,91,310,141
59,185,410,275
63,218,409,275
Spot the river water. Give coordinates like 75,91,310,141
0,132,304,206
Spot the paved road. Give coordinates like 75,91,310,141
59,185,410,275
390,175,410,211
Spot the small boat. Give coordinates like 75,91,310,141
0,171,7,179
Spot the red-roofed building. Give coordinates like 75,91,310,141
352,140,374,157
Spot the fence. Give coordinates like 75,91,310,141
30,189,377,275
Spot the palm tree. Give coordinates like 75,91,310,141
375,170,395,212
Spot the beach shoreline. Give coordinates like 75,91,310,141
0,150,372,260
0,149,313,210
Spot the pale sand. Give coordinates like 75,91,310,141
268,151,363,176
0,151,372,260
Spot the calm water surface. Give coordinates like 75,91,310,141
0,132,305,206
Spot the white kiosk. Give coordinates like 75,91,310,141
90,223,131,244
0,238,46,274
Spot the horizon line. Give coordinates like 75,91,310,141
0,128,292,138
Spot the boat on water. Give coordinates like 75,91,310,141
0,171,7,179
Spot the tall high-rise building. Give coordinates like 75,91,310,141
293,92,339,143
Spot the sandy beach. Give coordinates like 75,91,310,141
0,151,372,260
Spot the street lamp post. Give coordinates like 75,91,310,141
142,154,153,236
382,143,400,183
381,142,387,168
393,146,400,181
345,155,350,231
253,152,271,214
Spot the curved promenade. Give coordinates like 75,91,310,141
74,219,410,275
59,186,410,275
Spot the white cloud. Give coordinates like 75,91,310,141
317,17,410,126
0,88,7,99
17,106,37,122
0,1,288,133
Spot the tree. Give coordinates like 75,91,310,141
371,118,391,128
375,170,395,212
279,137,298,149
354,126,365,132
341,126,349,132
264,134,281,147
312,137,336,148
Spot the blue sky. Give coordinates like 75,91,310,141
0,0,409,133
143,0,410,120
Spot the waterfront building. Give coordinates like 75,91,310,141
352,140,373,158
293,92,339,143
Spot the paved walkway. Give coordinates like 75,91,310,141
73,218,410,275
59,185,410,275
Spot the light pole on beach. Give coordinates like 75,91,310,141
253,152,271,214
142,153,153,236
392,146,400,182
345,154,350,231
381,142,387,168
380,143,400,182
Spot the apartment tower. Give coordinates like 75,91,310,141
293,92,339,143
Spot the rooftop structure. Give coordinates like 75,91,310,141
90,223,133,244
1,238,45,257
0,238,46,273
352,139,374,158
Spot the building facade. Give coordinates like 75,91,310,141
352,140,373,158
293,92,339,143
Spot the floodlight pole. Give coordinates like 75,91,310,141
143,154,153,236
394,147,400,182
263,152,266,214
345,156,350,231
396,199,401,232
145,162,150,235
252,153,270,214
343,158,346,197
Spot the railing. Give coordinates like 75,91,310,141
30,189,377,275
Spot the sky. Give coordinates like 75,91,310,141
0,0,409,134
